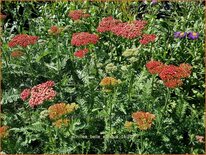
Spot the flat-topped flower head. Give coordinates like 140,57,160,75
146,60,164,74
174,32,187,38
48,102,78,120
111,20,147,39
100,77,119,87
71,32,99,46
53,118,70,128
97,16,121,33
20,88,31,101
74,48,89,58
132,111,155,130
139,34,156,45
8,34,38,48
179,63,192,78
122,48,138,57
187,32,199,40
11,50,24,58
48,26,63,35
68,10,90,21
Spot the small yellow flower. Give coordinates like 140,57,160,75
100,77,119,87
122,48,138,57
105,63,117,73
124,121,133,130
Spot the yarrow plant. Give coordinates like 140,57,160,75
74,48,89,58
68,10,90,21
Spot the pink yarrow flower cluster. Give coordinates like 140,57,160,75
97,17,147,39
71,32,99,46
68,10,90,21
20,81,56,108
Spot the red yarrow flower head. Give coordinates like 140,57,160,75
74,48,89,58
139,34,156,45
20,88,31,101
8,34,38,48
111,20,147,39
97,16,121,33
146,60,164,74
163,78,183,88
132,111,155,130
68,10,90,21
48,26,63,35
71,32,99,46
159,65,183,81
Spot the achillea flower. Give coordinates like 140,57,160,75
132,111,155,130
48,26,62,35
100,77,119,87
124,121,133,130
163,78,183,88
74,48,89,58
11,50,24,57
71,32,99,46
105,63,117,73
146,60,164,74
174,32,187,38
139,34,156,45
40,110,49,119
48,102,78,120
20,88,31,101
187,32,199,40
53,118,69,128
122,48,138,57
68,10,90,21
20,81,56,107
8,34,38,48
0,13,6,20
179,63,192,78
97,16,121,33
159,65,183,81
0,126,9,138
196,135,204,143
111,20,147,39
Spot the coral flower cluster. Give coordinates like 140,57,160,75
48,102,78,120
0,126,9,138
139,34,156,45
48,102,78,128
71,32,99,46
68,10,90,21
20,81,56,107
8,34,38,48
74,48,89,58
97,17,148,39
48,26,63,35
132,111,155,130
146,60,192,88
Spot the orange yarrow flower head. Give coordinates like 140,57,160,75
0,126,9,138
100,77,120,92
124,121,134,130
48,102,78,120
53,118,69,128
48,26,63,35
132,111,155,130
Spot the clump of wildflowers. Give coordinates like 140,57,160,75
124,121,134,130
100,77,120,92
132,111,155,130
71,32,99,46
105,63,117,73
74,48,89,58
8,34,38,48
146,60,192,88
139,34,156,45
53,118,70,128
20,81,56,107
68,10,90,21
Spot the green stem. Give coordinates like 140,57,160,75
164,88,170,112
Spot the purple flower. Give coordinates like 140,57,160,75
174,32,187,39
187,32,199,40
